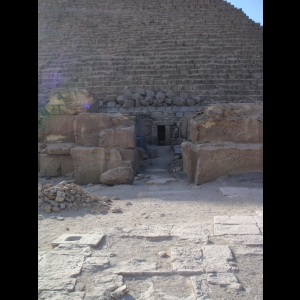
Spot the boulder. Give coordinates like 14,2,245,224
100,167,134,185
45,89,98,115
156,91,165,102
135,87,146,96
123,88,132,100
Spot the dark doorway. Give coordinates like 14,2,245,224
157,126,165,146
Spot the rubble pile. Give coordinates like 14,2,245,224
38,181,114,213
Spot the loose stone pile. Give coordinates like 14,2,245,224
100,87,207,109
38,181,119,213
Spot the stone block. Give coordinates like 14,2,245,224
182,141,263,185
75,113,134,146
189,103,263,143
100,167,134,185
61,155,74,175
99,126,135,148
39,154,61,177
39,115,76,143
42,143,77,155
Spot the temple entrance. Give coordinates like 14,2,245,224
157,126,165,146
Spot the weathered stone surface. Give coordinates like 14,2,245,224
116,259,157,272
45,89,98,115
75,113,134,146
137,224,173,237
156,91,165,102
39,115,76,143
38,278,77,292
107,148,132,170
189,276,210,300
171,222,211,244
180,92,188,100
174,97,186,106
207,272,240,288
82,257,110,272
110,285,128,299
234,246,263,256
39,154,61,176
123,88,132,99
38,291,85,300
71,146,108,184
104,95,117,102
214,224,261,235
186,98,195,106
135,87,146,95
226,234,263,246
116,95,128,105
51,244,92,257
219,187,251,196
51,233,105,248
42,143,77,155
99,126,135,148
146,178,178,185
214,215,256,225
123,100,134,108
100,167,134,185
182,142,263,185
165,90,175,99
132,93,144,101
146,90,154,97
202,245,233,273
170,247,203,270
60,155,74,175
38,252,84,279
189,103,263,143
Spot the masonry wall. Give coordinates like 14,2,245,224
38,0,263,108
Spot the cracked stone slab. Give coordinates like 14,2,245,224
226,235,263,246
253,214,263,224
250,188,263,194
214,215,256,225
219,187,251,196
51,244,92,257
146,178,178,185
189,276,210,300
214,224,261,235
171,222,211,243
84,273,124,299
207,273,242,290
170,247,204,271
114,259,157,273
202,245,233,273
51,233,104,248
233,246,263,256
38,253,84,279
82,257,111,273
137,224,174,237
38,291,85,300
38,277,77,292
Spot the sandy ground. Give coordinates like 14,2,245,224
38,146,263,300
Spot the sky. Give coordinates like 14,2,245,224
225,0,263,25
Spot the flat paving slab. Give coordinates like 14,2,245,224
214,224,261,235
51,233,104,248
170,247,204,271
137,224,174,237
214,215,256,225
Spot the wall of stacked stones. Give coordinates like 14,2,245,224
38,0,263,109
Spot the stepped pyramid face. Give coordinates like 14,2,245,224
38,0,263,108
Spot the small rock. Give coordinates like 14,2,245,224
111,207,122,213
38,198,44,205
38,215,44,220
43,205,52,213
110,285,127,299
57,216,64,221
126,202,132,206
55,196,64,203
137,174,144,179
158,251,168,257
111,196,120,200
65,227,70,231
52,207,61,212
50,216,56,219
160,213,166,217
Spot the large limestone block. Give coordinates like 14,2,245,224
75,113,135,146
118,148,140,172
182,141,263,185
45,89,98,115
39,154,61,177
39,115,76,143
42,143,77,155
190,103,263,143
71,146,110,184
100,167,134,185
60,155,74,175
99,126,136,149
